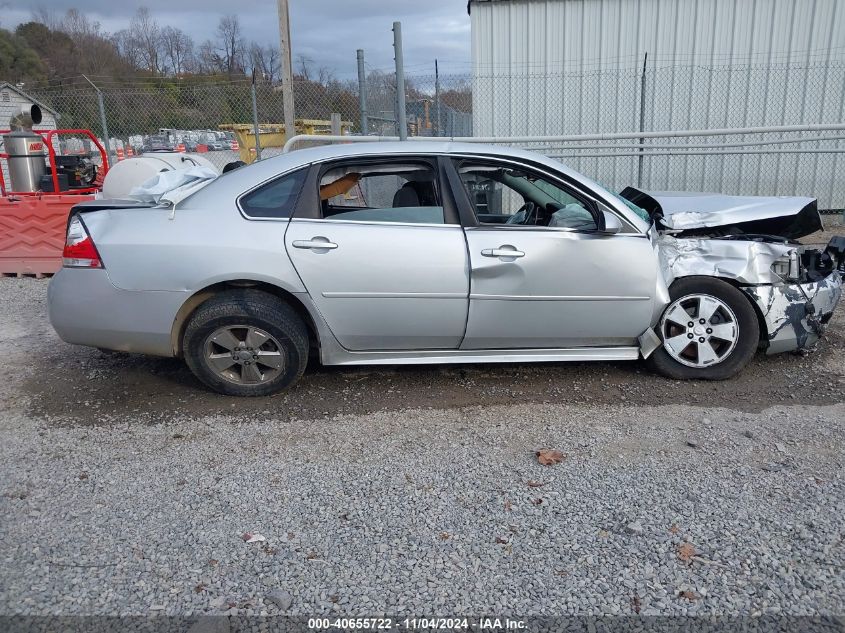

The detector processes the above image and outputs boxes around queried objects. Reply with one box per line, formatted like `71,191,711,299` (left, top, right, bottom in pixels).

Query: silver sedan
48,142,843,396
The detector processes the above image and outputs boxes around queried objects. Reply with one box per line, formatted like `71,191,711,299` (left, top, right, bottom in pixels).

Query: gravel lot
1,221,844,618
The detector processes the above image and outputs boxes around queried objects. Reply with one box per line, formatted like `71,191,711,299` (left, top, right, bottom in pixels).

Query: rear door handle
481,246,525,258
292,238,338,250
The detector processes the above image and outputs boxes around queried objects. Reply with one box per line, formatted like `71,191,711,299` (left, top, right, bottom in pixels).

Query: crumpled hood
621,187,823,239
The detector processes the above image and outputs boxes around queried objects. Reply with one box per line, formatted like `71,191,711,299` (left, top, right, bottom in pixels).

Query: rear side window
239,168,307,219
318,161,445,224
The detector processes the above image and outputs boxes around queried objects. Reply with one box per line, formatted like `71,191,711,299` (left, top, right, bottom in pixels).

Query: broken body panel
621,187,823,239
628,187,843,356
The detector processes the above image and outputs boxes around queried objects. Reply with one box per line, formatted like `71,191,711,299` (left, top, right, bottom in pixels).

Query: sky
1,0,472,78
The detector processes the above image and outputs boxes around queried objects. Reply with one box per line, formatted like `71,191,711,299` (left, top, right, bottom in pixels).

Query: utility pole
357,49,368,135
393,21,407,141
277,0,296,141
434,59,441,136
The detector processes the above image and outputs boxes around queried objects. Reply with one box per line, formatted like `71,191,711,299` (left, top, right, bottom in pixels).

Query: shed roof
468,0,532,14
468,0,615,11
0,82,59,117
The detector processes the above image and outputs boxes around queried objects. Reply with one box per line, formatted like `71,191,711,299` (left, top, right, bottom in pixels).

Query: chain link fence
469,61,845,212
26,77,364,171
24,59,845,211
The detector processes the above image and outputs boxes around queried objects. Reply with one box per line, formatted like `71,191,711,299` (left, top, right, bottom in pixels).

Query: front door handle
292,238,338,250
481,246,525,258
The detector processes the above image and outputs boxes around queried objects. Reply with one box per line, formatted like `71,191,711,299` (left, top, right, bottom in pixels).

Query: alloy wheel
203,325,285,385
659,294,739,368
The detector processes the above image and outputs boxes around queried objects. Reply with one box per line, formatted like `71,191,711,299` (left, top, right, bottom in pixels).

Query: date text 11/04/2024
307,618,526,630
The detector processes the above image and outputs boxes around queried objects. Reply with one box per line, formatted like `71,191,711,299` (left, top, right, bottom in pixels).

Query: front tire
183,290,309,396
647,276,760,380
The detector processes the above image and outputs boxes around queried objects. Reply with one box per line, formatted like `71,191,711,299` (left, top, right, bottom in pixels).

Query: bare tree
249,43,279,82
161,26,193,76
216,15,245,76
113,29,142,69
318,66,334,86
53,9,129,77
30,6,60,30
197,39,225,74
296,54,314,81
61,8,102,40
129,7,162,74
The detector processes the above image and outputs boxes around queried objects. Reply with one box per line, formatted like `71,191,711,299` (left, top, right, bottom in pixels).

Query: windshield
572,175,650,223
602,186,649,222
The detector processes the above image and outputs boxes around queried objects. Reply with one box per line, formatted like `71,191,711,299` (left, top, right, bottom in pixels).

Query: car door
451,157,659,349
284,156,469,351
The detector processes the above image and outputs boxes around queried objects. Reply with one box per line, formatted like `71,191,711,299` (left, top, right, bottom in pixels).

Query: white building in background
0,83,59,132
468,0,845,209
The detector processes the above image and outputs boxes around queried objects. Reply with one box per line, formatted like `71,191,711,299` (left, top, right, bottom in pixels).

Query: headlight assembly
771,249,801,281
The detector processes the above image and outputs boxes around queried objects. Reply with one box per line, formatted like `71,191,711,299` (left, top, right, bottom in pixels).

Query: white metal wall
470,0,845,208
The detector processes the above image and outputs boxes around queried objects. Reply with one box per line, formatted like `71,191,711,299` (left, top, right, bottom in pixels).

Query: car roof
256,140,564,174
183,140,650,232
208,141,591,197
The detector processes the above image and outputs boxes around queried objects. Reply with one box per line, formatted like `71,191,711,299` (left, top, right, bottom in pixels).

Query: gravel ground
1,222,844,618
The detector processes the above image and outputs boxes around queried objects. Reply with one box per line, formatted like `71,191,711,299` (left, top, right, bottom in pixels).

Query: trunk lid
71,199,158,214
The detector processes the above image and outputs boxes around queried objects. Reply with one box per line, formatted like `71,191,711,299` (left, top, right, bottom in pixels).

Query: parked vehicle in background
48,142,843,396
141,135,175,153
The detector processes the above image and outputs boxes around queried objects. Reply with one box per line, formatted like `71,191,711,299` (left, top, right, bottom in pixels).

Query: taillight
63,215,103,268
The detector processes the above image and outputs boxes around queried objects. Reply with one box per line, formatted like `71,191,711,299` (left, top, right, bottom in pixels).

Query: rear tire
647,276,759,380
183,290,309,396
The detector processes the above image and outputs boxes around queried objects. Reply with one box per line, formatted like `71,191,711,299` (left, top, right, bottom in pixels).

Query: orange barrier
0,194,94,276
126,146,135,157
177,143,186,153
116,147,125,161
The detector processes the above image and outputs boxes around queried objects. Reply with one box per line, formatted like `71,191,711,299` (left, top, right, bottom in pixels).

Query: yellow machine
219,119,353,164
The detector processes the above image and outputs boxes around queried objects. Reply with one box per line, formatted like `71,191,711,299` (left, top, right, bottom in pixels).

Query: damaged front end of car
624,188,845,356
657,233,843,355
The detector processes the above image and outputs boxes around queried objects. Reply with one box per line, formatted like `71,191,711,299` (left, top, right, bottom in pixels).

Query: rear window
239,168,307,219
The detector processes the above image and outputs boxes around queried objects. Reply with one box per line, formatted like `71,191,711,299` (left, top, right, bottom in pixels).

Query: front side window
318,161,445,224
458,162,599,231
239,167,307,219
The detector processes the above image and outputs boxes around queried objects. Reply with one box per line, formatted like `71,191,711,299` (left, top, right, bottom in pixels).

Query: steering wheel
505,202,537,225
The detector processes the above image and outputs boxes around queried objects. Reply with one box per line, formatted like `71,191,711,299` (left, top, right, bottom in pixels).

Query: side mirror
600,210,622,234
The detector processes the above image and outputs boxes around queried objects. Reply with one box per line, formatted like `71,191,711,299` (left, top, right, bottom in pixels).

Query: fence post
251,69,262,161
83,74,113,168
277,0,296,141
637,52,648,188
434,59,441,136
330,113,342,136
357,49,368,135
393,21,407,141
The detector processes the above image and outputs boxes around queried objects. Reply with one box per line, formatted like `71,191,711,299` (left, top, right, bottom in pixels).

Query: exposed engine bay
620,187,844,354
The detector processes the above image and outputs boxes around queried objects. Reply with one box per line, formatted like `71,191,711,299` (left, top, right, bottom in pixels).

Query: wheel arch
668,273,768,346
171,280,320,357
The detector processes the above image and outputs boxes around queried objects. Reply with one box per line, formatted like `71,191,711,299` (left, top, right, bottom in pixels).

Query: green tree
0,28,45,84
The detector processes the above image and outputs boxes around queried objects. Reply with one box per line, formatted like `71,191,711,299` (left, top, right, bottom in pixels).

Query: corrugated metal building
469,0,845,208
